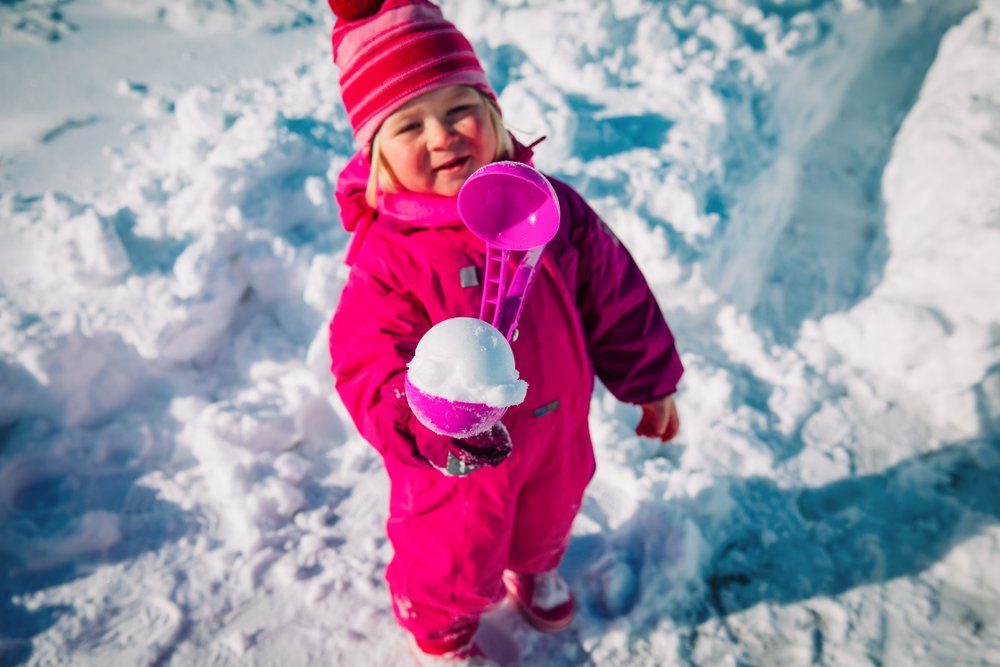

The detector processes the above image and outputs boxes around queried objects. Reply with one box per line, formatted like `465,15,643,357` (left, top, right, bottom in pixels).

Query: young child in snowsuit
325,1,683,664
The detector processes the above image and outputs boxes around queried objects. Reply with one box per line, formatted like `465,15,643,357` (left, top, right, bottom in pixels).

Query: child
325,1,683,664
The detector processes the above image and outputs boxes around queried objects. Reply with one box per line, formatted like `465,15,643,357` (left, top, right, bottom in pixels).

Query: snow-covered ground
2,0,1000,665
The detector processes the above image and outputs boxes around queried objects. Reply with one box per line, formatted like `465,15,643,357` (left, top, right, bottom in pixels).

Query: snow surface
407,317,527,407
2,0,1000,665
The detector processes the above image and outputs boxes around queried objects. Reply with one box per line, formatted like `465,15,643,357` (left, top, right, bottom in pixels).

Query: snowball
407,317,527,407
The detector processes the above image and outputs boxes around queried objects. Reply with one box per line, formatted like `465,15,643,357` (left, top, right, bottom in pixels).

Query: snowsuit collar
335,135,542,265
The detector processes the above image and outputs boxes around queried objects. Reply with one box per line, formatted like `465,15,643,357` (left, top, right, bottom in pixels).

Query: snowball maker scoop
405,162,561,438
459,161,561,341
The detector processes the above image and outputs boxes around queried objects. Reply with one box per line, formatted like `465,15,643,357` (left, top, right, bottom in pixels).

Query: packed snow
2,0,999,666
407,318,527,407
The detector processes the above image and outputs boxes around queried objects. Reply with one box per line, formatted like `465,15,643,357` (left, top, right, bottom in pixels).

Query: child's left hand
636,395,680,442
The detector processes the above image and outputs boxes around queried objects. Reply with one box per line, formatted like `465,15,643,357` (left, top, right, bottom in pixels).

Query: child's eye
395,122,420,135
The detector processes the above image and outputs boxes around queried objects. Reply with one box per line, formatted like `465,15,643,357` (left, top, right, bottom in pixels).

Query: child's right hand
425,423,513,477
636,395,680,442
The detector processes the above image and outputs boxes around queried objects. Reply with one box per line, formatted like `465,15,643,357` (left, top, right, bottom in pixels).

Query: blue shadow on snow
0,362,192,667
554,434,999,667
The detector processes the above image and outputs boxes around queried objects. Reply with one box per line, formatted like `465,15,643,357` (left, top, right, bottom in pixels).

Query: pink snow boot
502,569,575,632
408,636,499,667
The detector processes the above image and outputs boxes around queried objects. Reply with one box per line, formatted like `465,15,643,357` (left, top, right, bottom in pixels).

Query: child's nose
426,118,456,149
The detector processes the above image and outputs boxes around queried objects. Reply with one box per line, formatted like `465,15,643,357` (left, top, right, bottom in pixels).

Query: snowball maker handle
458,162,560,341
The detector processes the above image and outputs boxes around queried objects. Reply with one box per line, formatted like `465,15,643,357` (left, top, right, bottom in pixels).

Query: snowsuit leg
506,417,595,574
383,454,517,648
382,403,593,646
507,479,582,575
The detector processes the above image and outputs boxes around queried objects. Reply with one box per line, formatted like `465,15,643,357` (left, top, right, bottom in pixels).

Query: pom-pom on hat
329,0,498,156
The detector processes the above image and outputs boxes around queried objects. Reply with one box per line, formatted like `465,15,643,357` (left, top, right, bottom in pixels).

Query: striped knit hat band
330,0,498,157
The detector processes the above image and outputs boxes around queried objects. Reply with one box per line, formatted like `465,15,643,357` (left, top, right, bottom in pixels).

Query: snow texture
2,0,999,665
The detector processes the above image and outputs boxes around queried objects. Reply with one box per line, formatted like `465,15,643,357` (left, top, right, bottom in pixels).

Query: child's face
377,85,498,198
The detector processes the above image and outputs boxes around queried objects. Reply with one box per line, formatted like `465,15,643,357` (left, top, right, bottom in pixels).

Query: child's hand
437,423,513,477
636,395,680,442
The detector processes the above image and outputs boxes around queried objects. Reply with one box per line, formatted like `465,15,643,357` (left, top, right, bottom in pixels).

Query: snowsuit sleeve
328,252,452,467
563,183,684,404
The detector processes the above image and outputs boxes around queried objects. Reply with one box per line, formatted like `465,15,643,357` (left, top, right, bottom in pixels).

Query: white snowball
407,317,527,407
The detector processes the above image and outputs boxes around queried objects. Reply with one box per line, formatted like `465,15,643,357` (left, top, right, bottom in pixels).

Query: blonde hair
366,89,513,208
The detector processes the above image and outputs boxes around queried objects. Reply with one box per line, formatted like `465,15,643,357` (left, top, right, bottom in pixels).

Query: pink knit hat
328,0,499,156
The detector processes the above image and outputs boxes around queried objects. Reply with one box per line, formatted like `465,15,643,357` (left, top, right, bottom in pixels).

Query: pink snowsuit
328,144,683,649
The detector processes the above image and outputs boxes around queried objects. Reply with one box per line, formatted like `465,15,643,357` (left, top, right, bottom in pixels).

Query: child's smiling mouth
433,156,470,172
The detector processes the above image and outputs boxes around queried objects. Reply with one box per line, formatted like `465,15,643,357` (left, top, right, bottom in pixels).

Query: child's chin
432,178,467,198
